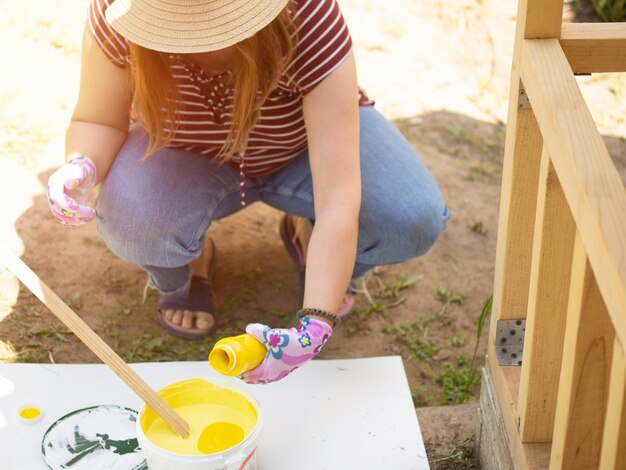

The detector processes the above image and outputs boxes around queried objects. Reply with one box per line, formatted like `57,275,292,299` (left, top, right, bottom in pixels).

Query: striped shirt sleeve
88,0,130,68
288,0,353,94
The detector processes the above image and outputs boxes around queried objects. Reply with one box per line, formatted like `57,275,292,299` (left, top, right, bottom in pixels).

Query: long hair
128,7,296,160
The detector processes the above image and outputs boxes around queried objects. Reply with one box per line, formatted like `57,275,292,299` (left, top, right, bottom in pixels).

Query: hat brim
105,0,290,53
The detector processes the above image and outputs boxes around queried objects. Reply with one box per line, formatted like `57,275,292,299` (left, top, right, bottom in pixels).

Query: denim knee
358,201,449,266
95,180,198,269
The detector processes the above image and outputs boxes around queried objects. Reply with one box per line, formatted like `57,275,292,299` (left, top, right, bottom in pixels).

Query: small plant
435,286,465,317
384,322,439,360
411,386,429,407
125,334,170,362
108,273,130,292
384,274,422,299
439,294,492,404
344,303,386,337
589,0,626,21
65,292,82,310
439,355,477,405
451,333,468,348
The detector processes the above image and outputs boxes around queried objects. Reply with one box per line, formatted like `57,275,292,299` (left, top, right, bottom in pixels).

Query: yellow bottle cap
18,404,43,424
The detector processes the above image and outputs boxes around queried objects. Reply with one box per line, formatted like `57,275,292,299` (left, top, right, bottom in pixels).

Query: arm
242,52,359,384
66,24,132,183
302,50,361,322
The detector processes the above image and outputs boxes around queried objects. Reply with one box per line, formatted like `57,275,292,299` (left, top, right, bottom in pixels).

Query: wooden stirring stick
0,242,190,438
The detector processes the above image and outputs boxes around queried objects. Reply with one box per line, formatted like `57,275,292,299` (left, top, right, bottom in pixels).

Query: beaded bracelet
296,308,343,325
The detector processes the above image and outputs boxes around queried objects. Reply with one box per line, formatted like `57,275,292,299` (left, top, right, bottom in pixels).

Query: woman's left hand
242,317,333,384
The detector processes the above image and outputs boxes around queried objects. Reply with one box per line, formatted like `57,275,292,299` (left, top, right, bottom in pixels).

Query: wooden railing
479,1,626,468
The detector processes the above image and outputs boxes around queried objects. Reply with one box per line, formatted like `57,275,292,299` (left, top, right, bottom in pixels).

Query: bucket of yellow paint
136,378,262,470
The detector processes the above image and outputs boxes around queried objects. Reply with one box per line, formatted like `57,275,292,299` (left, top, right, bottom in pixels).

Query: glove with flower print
242,317,333,384
47,156,97,227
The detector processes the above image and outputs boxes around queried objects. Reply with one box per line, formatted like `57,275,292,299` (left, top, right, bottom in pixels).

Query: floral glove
242,317,333,384
47,156,97,227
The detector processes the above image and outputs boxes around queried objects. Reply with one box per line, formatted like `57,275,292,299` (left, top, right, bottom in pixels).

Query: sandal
279,214,308,304
156,239,218,339
279,214,355,320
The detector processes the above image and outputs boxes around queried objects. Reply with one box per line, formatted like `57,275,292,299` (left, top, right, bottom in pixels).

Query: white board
0,357,429,469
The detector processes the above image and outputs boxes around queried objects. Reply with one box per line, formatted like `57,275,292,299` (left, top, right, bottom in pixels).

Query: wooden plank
560,22,626,73
517,148,575,442
522,0,563,39
520,38,626,347
599,337,626,469
490,0,562,334
550,233,614,469
484,340,552,469
491,100,542,332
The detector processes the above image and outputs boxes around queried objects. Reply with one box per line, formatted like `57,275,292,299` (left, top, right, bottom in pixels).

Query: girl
47,0,449,383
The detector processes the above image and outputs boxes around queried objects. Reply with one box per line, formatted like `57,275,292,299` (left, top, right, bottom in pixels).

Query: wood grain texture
520,38,626,347
518,149,575,442
599,337,626,469
560,23,626,73
491,86,542,332
522,0,564,39
0,242,190,438
550,234,613,469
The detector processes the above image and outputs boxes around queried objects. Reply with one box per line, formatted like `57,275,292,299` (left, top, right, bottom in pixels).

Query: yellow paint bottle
209,334,266,376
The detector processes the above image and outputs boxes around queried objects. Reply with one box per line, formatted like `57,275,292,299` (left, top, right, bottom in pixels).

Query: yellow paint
141,378,258,456
209,334,266,376
19,407,41,419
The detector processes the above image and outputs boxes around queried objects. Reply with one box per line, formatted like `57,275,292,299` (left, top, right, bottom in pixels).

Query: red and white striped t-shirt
89,0,371,178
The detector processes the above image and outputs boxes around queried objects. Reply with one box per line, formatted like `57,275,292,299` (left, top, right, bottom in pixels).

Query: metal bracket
518,82,531,110
495,319,526,366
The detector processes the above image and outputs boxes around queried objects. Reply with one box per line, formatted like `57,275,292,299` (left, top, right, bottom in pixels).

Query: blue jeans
95,106,450,294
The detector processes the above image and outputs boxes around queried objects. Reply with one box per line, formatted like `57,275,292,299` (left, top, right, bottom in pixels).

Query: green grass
383,322,439,361
439,354,478,405
589,0,626,21
384,274,423,299
440,294,493,405
64,293,82,310
411,386,432,407
344,303,386,337
383,290,492,406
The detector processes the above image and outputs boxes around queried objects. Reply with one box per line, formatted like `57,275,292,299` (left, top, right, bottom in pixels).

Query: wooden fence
477,1,626,468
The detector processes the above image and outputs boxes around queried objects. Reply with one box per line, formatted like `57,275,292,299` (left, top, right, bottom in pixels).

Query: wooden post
479,1,626,468
520,39,626,347
599,337,626,469
491,0,566,331
523,0,563,39
517,148,575,442
550,233,614,469
481,2,568,468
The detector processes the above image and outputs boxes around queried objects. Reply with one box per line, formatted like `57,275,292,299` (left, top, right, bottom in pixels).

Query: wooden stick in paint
0,242,190,438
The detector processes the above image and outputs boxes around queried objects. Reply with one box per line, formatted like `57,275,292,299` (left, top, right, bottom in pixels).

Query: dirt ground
1,0,625,467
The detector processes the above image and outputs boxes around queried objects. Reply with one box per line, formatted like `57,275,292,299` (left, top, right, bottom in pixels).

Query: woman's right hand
47,156,98,227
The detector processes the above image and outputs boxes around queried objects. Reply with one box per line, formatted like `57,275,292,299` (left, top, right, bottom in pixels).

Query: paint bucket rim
136,377,263,461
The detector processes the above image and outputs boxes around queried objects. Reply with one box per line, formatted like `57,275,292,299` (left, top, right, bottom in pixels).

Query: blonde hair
129,7,296,160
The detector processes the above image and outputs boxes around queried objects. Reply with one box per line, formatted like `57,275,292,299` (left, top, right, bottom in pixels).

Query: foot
162,239,215,334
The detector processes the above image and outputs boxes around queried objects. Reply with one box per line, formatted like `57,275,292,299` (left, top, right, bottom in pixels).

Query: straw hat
105,0,291,53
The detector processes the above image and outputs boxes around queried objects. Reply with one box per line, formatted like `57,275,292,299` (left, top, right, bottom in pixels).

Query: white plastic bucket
136,378,263,470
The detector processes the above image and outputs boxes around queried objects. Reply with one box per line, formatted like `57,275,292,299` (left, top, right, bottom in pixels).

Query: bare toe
182,310,194,329
196,312,215,331
171,310,183,325
164,309,175,321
